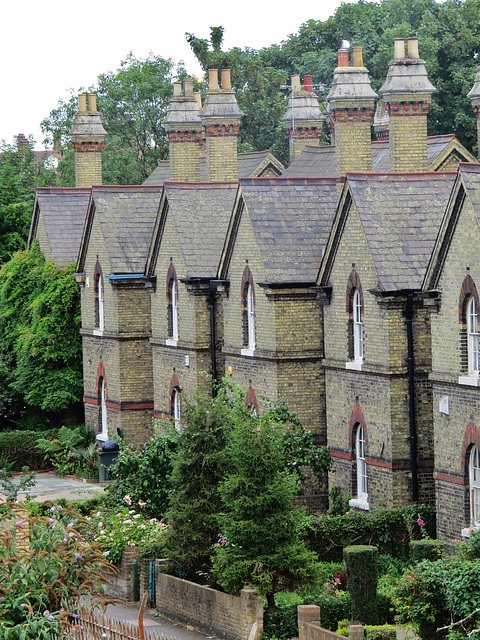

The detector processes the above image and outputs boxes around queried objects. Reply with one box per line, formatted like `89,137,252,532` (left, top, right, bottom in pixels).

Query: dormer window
241,266,255,357
166,263,179,346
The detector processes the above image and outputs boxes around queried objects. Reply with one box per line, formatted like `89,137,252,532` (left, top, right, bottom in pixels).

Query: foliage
0,467,36,501
364,624,397,640
0,503,114,639
0,244,83,425
328,485,351,516
87,505,167,564
26,497,105,519
393,556,480,639
455,527,480,560
35,425,96,477
212,394,324,610
0,428,59,471
105,426,177,519
344,545,379,625
410,539,445,563
303,504,436,562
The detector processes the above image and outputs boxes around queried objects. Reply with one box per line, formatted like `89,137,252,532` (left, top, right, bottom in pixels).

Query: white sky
2,0,356,149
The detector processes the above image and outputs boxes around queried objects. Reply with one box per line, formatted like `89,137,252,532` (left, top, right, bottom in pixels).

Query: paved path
0,471,105,502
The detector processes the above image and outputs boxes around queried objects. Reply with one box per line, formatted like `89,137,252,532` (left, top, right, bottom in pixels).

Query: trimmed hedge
344,545,378,625
410,539,445,563
365,624,397,640
0,429,58,471
305,505,436,562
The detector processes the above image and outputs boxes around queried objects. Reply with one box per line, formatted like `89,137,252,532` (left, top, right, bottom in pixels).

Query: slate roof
78,186,163,274
223,177,338,283
29,188,91,266
150,182,238,278
282,135,462,178
143,150,282,185
346,172,456,291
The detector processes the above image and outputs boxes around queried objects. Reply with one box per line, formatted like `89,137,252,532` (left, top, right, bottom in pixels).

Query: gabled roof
28,188,91,266
145,182,238,279
77,186,163,275
282,135,473,178
219,177,338,284
319,172,456,292
424,163,480,290
143,150,283,185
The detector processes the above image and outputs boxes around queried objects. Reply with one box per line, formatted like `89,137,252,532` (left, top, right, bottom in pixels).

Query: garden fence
71,609,175,640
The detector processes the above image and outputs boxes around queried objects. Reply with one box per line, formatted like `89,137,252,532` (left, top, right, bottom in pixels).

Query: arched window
467,297,479,376
100,377,108,440
170,372,181,431
470,445,480,526
166,263,179,346
348,402,369,511
94,261,104,334
241,266,255,356
355,424,368,501
346,271,364,370
459,275,480,384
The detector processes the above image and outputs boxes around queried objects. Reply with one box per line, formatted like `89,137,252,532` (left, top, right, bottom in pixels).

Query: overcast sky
2,0,357,149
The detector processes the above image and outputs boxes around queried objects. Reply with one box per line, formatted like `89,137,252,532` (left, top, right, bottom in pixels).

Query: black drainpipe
208,282,217,397
404,292,418,503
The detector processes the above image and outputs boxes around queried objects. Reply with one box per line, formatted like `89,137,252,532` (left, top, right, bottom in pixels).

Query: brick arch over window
458,275,480,324
166,263,179,339
348,401,369,449
458,275,480,374
461,422,479,474
346,270,364,315
95,361,108,395
245,385,259,414
241,265,255,349
169,372,180,412
346,270,364,361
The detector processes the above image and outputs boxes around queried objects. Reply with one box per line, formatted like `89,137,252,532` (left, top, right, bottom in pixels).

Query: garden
1,381,480,640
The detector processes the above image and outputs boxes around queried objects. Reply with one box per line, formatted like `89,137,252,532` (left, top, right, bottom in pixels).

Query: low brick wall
104,548,156,603
156,570,263,640
298,606,363,640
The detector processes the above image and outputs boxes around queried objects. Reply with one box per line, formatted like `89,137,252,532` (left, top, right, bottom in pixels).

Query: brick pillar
70,92,107,187
164,78,203,181
468,65,480,161
201,69,243,182
327,46,377,193
12,506,30,554
382,37,435,172
348,625,364,640
241,587,263,640
298,605,321,640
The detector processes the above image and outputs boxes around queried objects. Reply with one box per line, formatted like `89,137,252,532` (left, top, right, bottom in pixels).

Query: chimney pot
407,37,420,60
394,38,405,60
193,91,202,109
221,69,231,90
352,46,364,67
184,78,194,97
304,75,313,92
88,93,98,112
208,69,219,91
78,93,87,113
338,50,349,67
173,82,182,97
291,74,301,92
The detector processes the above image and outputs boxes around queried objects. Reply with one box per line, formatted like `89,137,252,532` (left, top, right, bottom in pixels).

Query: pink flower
417,518,425,527
216,543,221,548
334,577,341,582
124,495,132,506
221,539,227,545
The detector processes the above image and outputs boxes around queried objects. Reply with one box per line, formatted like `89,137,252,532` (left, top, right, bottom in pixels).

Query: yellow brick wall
75,151,103,187
170,140,201,182
206,136,238,181
389,115,428,172
334,120,372,177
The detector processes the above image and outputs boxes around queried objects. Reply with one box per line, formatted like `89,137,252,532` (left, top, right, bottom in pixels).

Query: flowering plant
88,503,167,564
0,502,114,638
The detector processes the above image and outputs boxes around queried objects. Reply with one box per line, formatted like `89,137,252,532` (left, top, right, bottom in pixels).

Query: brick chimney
373,99,389,140
468,66,480,161
282,74,325,162
381,37,435,172
200,69,244,182
17,133,30,152
327,45,377,185
70,93,107,187
164,78,203,181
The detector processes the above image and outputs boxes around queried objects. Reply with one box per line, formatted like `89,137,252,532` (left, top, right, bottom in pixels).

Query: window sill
346,359,363,371
461,525,480,538
93,329,103,337
165,339,178,347
241,348,255,357
349,497,369,511
458,375,478,387
96,433,109,443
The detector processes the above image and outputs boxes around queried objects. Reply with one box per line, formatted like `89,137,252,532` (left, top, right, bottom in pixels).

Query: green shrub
263,603,299,639
305,505,436,562
303,592,352,631
365,624,397,640
0,428,58,471
410,539,445,563
344,545,379,625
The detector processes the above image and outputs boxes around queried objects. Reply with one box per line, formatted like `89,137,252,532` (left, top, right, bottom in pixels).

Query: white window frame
241,282,256,356
459,297,480,385
471,445,480,526
166,279,179,347
346,289,363,370
173,389,181,431
349,424,369,510
98,378,108,441
93,273,104,336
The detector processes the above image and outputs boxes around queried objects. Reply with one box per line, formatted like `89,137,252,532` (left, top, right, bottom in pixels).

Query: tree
212,396,326,610
0,243,83,427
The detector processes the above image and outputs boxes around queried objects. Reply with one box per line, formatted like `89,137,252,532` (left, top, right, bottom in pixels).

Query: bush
344,545,379,624
305,505,436,562
410,539,445,563
0,428,58,471
365,624,397,640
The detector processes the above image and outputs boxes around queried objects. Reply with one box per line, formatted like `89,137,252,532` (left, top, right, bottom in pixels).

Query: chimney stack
468,66,480,161
381,37,435,172
200,69,243,181
164,77,203,181
69,92,107,187
282,74,325,163
373,99,389,141
327,44,377,186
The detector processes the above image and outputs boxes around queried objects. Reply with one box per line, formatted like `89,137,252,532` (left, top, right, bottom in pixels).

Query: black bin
97,439,120,483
